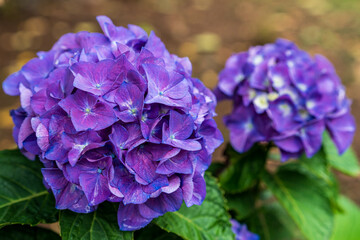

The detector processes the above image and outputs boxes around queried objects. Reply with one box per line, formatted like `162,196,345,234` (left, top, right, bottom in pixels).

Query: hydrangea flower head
215,39,355,161
3,16,223,230
230,220,259,240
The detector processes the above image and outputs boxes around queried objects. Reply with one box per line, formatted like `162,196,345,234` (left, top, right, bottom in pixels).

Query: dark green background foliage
0,150,58,227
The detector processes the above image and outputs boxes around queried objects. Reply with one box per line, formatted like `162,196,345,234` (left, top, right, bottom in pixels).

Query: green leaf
0,149,58,227
283,150,340,210
322,131,360,176
207,162,225,177
59,202,133,240
154,173,234,240
261,167,334,240
0,225,61,240
331,196,360,240
219,144,267,193
226,189,257,220
298,150,333,184
246,202,304,240
135,223,182,240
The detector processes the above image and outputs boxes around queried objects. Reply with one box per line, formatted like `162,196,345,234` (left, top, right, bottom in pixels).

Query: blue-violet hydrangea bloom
230,219,259,240
2,16,223,230
215,39,355,161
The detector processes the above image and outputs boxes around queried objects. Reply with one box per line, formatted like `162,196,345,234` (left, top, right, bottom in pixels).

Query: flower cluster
215,39,355,161
230,220,259,240
3,16,222,230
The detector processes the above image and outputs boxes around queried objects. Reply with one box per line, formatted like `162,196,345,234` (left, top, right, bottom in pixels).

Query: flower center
235,73,244,83
244,121,254,132
299,109,309,120
254,94,269,110
306,100,316,110
130,108,137,115
267,92,279,101
253,55,263,65
279,103,291,116
272,75,284,88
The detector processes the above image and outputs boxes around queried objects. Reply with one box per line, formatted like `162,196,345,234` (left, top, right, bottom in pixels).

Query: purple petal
126,146,158,184
273,135,303,153
114,83,143,122
42,168,94,213
117,203,152,231
71,60,116,96
326,111,355,154
3,72,25,96
156,151,193,174
181,173,206,207
144,31,170,59
59,91,117,131
300,120,325,157
168,110,194,140
21,55,53,81
268,96,300,133
79,172,111,206
140,189,183,218
198,119,223,154
109,165,150,204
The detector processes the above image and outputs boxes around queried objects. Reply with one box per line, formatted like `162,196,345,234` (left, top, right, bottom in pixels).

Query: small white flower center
306,100,316,110
287,60,295,68
253,55,263,65
254,94,269,110
279,103,291,116
248,89,256,100
85,107,92,113
234,73,244,83
299,109,309,120
244,121,254,132
130,108,137,115
272,75,285,88
297,83,307,92
267,92,279,101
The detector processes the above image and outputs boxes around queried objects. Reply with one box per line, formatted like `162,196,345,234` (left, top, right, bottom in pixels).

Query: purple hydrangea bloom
215,39,355,161
230,219,259,240
2,16,223,231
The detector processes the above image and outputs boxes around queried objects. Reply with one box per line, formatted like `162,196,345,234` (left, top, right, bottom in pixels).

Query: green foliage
322,131,360,176
0,149,58,227
154,174,234,240
135,223,182,240
331,196,360,240
246,202,304,240
284,150,340,210
0,225,61,240
59,202,133,240
261,167,334,240
298,149,333,184
219,144,267,193
226,189,257,220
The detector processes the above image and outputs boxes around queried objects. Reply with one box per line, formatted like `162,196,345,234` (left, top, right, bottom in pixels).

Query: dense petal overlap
3,15,223,231
216,39,355,160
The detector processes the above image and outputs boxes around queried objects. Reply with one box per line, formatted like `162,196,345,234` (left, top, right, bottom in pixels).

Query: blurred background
0,0,360,202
